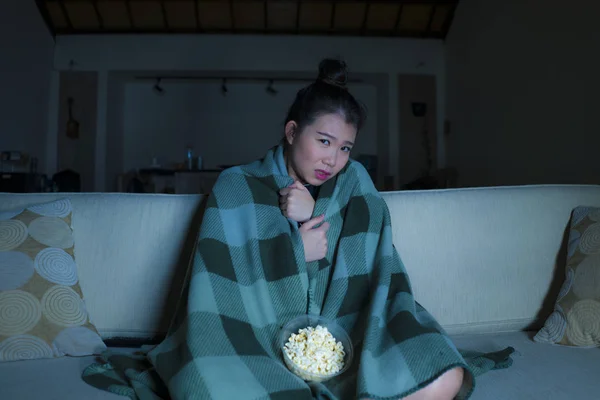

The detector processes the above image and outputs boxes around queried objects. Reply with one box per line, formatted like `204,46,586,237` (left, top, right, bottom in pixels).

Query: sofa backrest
2,184,599,339
0,192,204,340
381,185,600,335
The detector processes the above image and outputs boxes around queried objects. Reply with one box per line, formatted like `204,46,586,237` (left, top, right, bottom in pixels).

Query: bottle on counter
186,147,194,170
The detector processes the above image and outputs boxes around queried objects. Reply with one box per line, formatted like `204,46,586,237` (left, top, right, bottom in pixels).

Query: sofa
0,184,599,400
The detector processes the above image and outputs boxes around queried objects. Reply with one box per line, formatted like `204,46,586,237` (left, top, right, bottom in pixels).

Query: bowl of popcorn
279,315,353,382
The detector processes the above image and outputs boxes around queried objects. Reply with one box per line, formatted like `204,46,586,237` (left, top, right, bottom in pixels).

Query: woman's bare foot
363,367,465,400
403,367,464,400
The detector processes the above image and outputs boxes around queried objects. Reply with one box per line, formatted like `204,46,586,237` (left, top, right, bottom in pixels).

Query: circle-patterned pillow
0,199,105,362
535,205,600,347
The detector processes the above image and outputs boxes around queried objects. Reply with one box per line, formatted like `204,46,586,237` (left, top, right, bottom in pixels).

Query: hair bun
317,58,348,89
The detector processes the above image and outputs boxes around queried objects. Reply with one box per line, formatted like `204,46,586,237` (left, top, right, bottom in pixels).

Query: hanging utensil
66,97,79,139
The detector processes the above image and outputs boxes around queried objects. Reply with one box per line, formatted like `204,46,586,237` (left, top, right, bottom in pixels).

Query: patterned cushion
534,206,600,347
0,198,105,362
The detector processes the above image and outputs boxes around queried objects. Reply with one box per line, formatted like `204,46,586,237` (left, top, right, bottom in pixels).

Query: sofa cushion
0,332,598,400
452,331,600,399
0,199,105,362
534,206,600,347
0,347,136,400
2,186,600,338
0,192,205,341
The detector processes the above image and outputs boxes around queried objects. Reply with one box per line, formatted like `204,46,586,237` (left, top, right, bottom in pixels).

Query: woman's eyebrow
317,131,354,146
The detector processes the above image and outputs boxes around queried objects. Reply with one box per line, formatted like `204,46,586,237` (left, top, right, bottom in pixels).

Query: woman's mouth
315,170,331,181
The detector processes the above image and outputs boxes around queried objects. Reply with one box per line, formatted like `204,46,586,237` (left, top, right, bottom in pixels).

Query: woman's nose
323,152,336,167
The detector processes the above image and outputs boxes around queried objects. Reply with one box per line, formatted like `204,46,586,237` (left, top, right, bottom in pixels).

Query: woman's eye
320,139,330,145
342,146,351,153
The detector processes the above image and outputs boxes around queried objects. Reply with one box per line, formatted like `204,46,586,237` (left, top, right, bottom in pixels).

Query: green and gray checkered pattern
83,143,514,399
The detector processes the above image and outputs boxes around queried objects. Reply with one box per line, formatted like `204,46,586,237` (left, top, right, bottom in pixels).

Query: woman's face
285,113,357,186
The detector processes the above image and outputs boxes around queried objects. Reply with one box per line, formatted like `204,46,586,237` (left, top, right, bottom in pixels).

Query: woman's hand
299,215,329,262
279,181,316,223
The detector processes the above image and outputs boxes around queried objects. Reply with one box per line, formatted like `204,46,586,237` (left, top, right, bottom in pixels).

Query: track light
221,78,228,96
153,78,165,95
266,79,278,95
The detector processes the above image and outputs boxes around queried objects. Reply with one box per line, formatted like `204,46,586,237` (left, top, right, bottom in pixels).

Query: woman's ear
284,121,297,145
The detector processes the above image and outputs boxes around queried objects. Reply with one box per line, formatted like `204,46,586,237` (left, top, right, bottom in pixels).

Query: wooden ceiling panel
232,1,264,30
38,1,459,38
198,1,231,30
46,1,69,30
63,1,100,30
366,3,401,32
334,2,367,31
299,2,333,31
164,1,197,30
398,4,433,31
96,1,131,29
267,1,297,31
429,4,452,33
129,1,164,29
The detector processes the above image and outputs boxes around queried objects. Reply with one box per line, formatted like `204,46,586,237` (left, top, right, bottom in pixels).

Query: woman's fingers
318,221,330,233
300,214,325,231
291,181,306,191
279,187,295,196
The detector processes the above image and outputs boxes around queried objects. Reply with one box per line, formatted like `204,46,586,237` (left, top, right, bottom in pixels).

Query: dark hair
284,59,367,135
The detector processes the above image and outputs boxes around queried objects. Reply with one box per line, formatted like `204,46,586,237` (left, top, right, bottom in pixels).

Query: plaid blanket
83,144,514,399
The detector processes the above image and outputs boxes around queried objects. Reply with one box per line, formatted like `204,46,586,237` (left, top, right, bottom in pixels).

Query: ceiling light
266,79,278,95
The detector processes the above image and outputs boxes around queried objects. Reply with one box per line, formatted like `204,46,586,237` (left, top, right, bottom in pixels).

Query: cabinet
122,169,222,194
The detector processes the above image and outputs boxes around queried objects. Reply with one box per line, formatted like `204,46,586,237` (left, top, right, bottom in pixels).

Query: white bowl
278,314,354,382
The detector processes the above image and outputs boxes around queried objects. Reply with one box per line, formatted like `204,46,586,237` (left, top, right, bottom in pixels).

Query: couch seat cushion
1,332,599,399
0,347,137,400
452,331,600,399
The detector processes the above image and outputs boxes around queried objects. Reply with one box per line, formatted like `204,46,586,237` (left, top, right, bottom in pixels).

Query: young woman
83,59,477,400
277,59,465,400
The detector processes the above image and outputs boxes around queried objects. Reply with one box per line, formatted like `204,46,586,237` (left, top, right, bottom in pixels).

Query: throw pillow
0,198,106,362
534,205,600,347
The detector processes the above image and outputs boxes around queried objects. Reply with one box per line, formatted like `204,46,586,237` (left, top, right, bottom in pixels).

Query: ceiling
37,0,459,39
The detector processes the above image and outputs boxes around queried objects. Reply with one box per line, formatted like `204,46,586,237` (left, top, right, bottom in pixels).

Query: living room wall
122,79,378,173
57,72,98,192
446,0,600,187
0,1,54,173
52,34,446,191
